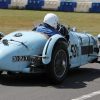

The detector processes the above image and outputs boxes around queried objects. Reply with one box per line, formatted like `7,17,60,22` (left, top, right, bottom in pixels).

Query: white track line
72,90,100,100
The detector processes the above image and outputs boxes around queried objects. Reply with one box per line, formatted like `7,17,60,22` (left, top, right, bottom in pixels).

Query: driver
34,13,60,36
33,13,69,37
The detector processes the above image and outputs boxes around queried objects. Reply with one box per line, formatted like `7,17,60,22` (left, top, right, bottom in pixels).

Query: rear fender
42,34,66,64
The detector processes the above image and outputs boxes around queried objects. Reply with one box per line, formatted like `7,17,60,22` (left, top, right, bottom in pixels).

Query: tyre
47,41,69,84
7,71,16,76
90,58,98,63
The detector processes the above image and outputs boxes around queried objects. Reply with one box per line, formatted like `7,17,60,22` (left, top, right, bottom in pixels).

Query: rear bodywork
0,31,48,73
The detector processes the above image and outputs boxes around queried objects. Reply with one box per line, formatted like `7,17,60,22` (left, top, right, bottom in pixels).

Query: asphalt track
0,58,100,100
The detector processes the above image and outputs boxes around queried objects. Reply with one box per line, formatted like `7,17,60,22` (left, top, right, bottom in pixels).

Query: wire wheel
47,41,69,84
54,49,67,79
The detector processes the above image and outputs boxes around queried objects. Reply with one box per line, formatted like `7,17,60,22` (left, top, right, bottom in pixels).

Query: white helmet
43,13,59,29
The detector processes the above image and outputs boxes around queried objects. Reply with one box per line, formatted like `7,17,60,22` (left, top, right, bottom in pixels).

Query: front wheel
47,41,69,84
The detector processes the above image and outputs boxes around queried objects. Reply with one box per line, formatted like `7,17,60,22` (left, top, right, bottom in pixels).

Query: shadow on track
0,67,100,89
56,67,100,89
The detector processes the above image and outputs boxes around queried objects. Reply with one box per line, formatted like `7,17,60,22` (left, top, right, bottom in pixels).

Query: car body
0,29,99,83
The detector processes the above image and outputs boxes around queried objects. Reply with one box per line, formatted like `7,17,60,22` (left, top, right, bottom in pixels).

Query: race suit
34,23,60,36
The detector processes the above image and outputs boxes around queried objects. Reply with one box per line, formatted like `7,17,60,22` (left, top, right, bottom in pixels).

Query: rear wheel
47,41,69,84
7,71,17,76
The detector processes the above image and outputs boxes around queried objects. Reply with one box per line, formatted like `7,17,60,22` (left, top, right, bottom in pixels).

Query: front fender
42,34,66,64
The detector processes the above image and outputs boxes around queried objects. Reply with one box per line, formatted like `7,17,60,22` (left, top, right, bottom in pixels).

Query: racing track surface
0,58,100,100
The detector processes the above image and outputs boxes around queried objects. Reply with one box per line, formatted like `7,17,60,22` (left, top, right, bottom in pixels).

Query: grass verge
0,9,100,35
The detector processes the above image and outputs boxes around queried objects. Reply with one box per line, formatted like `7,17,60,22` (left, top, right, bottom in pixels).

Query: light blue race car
0,29,99,83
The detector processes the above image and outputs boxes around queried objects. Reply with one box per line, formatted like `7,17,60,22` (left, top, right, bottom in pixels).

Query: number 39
71,44,78,57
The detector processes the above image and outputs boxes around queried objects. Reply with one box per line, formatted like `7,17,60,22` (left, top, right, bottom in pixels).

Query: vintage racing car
0,27,99,83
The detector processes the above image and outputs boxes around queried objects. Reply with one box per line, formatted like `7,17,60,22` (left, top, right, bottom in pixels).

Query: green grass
0,9,100,35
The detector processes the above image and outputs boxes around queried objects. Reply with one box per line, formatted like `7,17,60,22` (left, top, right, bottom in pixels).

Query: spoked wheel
47,41,69,84
54,50,67,79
